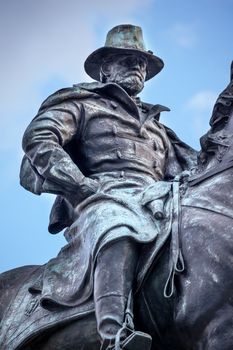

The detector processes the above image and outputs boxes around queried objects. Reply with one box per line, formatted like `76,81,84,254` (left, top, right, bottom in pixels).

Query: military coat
20,82,197,306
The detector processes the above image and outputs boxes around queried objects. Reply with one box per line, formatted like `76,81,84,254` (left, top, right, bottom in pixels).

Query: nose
131,57,141,69
121,55,147,76
132,57,147,72
133,62,141,71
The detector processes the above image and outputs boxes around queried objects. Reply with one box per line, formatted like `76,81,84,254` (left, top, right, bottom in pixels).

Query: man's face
102,54,147,96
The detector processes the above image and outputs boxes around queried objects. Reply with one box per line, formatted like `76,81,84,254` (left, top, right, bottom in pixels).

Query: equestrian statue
0,24,233,350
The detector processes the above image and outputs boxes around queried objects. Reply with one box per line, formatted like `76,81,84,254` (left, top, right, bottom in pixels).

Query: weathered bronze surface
0,25,233,350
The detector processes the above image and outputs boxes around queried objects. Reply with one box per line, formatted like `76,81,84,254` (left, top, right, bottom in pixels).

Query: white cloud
192,114,210,139
183,90,218,142
186,90,218,111
168,22,197,48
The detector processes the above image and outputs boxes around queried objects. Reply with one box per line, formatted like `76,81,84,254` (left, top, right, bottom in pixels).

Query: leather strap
164,179,184,298
188,159,233,187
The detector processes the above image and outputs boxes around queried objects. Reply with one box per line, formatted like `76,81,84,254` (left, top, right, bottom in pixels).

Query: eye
118,55,147,68
122,56,133,66
139,57,147,69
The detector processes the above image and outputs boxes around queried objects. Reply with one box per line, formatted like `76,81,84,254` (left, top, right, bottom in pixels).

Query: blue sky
0,0,232,272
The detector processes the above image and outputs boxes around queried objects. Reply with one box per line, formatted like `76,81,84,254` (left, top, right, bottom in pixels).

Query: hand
42,176,99,206
65,177,99,207
79,177,99,200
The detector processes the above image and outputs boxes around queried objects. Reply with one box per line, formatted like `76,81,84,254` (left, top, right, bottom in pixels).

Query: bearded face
101,54,147,96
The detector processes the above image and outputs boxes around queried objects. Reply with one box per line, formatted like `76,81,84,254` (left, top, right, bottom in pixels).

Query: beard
109,73,145,96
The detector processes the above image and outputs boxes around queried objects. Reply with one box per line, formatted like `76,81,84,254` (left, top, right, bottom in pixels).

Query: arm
22,100,98,203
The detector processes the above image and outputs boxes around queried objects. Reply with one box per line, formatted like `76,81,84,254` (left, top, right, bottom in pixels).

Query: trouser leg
94,238,138,344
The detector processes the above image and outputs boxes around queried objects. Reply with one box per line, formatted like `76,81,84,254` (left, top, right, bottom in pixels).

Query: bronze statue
0,24,233,350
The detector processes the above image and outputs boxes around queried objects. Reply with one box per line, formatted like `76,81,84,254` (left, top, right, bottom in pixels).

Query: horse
1,65,233,350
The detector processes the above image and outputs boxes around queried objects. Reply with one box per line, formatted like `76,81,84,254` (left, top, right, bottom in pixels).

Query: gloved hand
78,176,100,200
42,176,99,206
67,176,100,207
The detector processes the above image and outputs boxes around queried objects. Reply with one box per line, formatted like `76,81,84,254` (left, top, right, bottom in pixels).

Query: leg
94,238,138,344
94,237,152,350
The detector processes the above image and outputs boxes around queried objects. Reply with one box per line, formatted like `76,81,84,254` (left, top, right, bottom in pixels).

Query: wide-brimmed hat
84,24,164,81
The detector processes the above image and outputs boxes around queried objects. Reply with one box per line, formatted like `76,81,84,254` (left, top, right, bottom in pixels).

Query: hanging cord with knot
163,173,186,298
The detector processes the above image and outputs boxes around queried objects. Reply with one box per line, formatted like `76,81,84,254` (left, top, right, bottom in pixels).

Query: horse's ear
231,61,233,82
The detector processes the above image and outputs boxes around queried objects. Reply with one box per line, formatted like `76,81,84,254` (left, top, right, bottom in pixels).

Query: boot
94,238,138,345
94,238,152,350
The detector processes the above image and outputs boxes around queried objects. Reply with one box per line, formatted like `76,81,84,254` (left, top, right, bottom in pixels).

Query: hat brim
84,47,164,82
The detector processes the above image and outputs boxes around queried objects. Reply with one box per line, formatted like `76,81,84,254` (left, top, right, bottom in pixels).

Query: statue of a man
20,24,197,349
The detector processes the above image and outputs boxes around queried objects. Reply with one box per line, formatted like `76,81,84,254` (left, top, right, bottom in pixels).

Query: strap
114,290,135,350
189,159,233,187
124,290,134,331
164,179,184,298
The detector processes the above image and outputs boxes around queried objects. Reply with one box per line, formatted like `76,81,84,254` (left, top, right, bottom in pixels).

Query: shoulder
38,82,103,113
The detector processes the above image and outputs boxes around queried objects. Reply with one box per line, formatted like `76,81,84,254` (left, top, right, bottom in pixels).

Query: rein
188,159,233,187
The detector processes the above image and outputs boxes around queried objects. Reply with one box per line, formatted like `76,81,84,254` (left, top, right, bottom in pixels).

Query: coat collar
76,81,170,121
77,81,140,118
39,81,170,123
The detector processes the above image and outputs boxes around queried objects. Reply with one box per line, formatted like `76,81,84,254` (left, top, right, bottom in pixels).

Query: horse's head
198,62,233,171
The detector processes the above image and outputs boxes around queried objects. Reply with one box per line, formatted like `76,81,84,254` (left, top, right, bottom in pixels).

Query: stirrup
101,338,115,350
101,331,152,350
121,330,152,350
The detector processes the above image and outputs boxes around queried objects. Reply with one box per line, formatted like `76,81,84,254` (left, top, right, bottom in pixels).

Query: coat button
117,150,122,159
110,101,118,109
112,125,118,136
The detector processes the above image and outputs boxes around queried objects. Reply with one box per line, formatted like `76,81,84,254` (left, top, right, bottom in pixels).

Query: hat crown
105,24,146,51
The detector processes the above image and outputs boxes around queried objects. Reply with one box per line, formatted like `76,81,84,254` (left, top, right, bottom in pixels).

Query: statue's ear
101,62,112,75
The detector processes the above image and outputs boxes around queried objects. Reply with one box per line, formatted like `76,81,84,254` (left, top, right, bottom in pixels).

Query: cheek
113,71,129,82
109,65,126,81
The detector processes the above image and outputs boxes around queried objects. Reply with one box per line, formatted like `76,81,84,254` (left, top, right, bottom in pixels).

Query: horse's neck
192,66,233,176
198,109,233,173
221,113,233,162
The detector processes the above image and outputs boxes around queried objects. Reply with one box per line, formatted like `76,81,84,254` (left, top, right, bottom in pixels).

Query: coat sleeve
21,100,85,196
